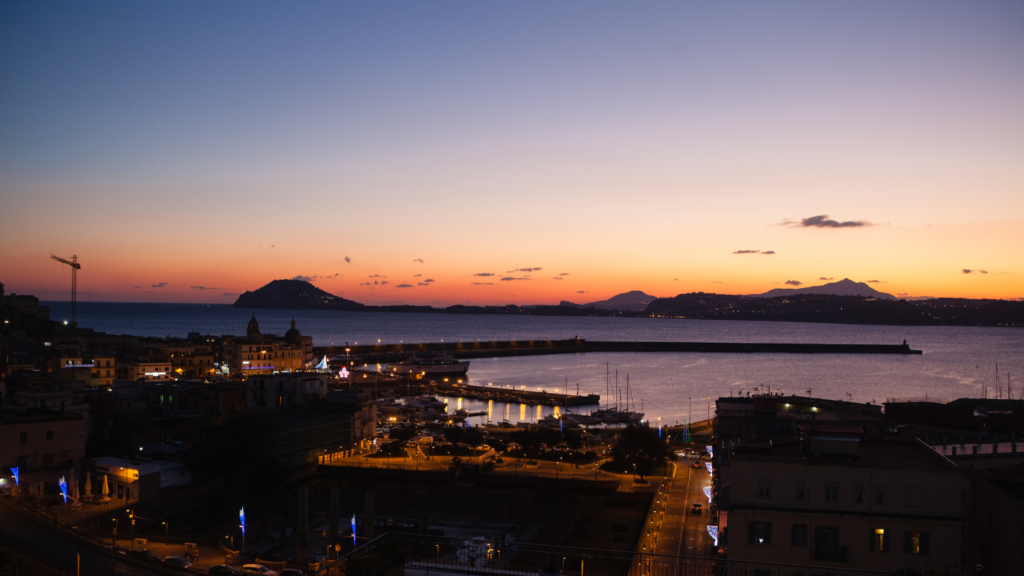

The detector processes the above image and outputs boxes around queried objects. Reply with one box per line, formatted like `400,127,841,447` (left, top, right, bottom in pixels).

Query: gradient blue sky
2,1,1022,304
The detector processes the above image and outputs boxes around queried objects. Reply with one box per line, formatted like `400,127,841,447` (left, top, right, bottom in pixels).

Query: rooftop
730,438,959,471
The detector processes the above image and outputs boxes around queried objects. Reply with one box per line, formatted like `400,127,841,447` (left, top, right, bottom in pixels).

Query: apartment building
720,432,964,573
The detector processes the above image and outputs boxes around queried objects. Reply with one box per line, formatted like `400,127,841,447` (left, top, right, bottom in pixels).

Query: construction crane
50,254,81,327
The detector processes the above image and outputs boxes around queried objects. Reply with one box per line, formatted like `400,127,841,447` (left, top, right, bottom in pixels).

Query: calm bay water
47,302,1024,425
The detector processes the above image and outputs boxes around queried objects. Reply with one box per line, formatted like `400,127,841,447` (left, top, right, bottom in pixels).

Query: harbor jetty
317,338,922,363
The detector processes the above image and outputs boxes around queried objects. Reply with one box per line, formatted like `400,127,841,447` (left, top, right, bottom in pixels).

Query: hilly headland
233,279,1023,327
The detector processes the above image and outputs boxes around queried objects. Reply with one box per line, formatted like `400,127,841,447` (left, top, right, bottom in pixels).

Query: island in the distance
233,279,1023,327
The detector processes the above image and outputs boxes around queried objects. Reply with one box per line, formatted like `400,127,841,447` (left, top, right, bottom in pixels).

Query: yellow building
223,315,313,377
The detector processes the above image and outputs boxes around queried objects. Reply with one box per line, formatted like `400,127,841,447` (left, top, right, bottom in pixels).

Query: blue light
10,467,18,487
703,486,713,503
58,477,68,503
707,526,719,546
351,514,357,546
239,507,246,537
706,445,714,457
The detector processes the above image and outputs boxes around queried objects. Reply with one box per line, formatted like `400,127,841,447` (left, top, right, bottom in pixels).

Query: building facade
720,436,965,573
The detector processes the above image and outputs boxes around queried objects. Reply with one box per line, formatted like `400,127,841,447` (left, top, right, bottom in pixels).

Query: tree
464,426,485,447
610,422,673,479
389,425,418,442
442,425,465,445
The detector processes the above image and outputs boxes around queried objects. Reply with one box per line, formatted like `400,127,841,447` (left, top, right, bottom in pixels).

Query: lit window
871,528,888,552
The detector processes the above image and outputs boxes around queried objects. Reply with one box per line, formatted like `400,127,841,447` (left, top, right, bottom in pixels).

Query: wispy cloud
292,275,316,282
223,292,239,297
501,276,530,281
369,274,385,278
867,280,885,283
133,285,142,288
396,283,413,288
344,256,351,263
819,277,834,281
552,277,563,280
559,272,570,276
414,274,422,277
423,278,434,283
783,214,871,228
191,285,221,290
418,282,430,286
963,269,973,274
471,282,493,286
733,250,760,254
151,282,168,288
980,270,989,274
508,267,542,273
785,280,803,286
474,272,494,277
711,280,722,284
762,250,775,255
577,290,588,294
380,281,389,285
412,258,424,264
360,282,372,286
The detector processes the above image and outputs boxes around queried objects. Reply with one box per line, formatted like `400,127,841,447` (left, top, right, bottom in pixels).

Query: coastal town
3,284,1023,575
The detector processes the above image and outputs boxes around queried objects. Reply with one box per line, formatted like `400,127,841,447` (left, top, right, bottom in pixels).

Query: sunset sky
2,2,1022,306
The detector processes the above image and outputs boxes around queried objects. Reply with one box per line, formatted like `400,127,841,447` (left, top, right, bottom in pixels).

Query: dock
317,338,922,363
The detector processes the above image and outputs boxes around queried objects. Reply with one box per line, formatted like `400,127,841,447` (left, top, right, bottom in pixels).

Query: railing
318,533,898,576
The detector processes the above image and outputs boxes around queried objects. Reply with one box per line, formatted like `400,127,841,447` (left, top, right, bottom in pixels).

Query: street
633,458,714,568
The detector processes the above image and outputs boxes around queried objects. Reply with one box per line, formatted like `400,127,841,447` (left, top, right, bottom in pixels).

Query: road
0,498,167,575
634,458,714,568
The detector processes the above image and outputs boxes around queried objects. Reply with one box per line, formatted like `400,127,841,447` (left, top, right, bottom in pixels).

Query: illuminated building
223,316,313,376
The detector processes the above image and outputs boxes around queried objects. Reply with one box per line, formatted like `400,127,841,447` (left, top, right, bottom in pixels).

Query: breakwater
316,338,922,362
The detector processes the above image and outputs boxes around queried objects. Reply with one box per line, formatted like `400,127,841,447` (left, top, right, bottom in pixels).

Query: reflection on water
457,397,463,411
437,396,600,427
553,406,561,417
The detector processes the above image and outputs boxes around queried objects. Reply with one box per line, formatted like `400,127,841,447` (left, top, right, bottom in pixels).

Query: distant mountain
585,290,658,311
751,279,896,300
233,280,367,311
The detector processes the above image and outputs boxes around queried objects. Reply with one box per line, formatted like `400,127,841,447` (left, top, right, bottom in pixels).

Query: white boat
389,354,470,376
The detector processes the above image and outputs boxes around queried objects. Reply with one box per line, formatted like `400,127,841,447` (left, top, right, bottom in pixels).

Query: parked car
691,503,703,514
691,461,701,468
210,566,242,575
241,565,279,576
162,556,192,571
126,549,160,563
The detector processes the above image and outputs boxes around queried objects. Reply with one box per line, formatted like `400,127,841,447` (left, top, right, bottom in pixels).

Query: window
903,531,930,555
796,480,806,501
748,521,773,545
906,486,922,508
855,484,864,504
875,485,886,505
871,528,889,552
46,430,54,441
814,526,842,561
758,480,772,500
825,483,839,503
791,523,808,547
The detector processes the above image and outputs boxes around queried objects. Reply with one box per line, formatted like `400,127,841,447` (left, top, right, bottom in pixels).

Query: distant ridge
585,290,657,311
751,278,896,300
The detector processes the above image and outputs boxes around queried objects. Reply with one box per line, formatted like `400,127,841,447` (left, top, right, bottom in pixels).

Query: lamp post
163,521,168,544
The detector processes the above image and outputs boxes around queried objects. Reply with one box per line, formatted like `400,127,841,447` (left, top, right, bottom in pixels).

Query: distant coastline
229,280,1024,328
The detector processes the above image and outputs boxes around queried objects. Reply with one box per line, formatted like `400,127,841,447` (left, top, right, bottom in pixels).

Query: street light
163,521,169,544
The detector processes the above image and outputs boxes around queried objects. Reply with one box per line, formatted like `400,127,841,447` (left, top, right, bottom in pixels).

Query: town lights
58,477,68,503
706,445,713,457
703,486,713,503
707,526,719,546
351,514,357,546
239,507,245,537
705,462,713,476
